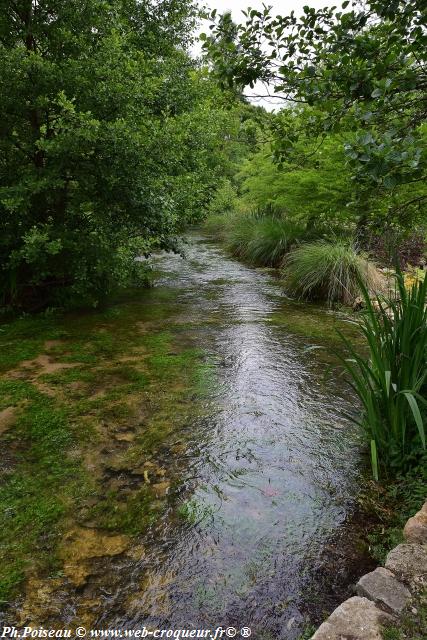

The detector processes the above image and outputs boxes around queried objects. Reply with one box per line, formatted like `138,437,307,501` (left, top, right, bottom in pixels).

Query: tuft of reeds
283,240,383,305
224,215,302,267
338,271,427,479
203,213,230,240
245,218,302,267
225,215,257,260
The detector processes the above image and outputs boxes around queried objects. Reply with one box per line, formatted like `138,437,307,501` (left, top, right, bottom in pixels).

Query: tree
237,126,356,229
0,0,233,308
203,1,427,231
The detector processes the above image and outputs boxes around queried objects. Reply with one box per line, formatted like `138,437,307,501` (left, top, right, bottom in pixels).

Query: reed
338,272,427,478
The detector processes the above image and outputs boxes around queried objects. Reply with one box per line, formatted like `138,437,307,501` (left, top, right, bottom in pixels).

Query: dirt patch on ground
43,340,64,350
20,354,80,376
0,406,17,435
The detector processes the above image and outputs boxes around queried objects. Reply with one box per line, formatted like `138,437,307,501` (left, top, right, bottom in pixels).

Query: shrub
204,213,230,240
283,240,383,305
225,215,257,260
338,272,427,479
245,217,302,267
222,214,303,266
206,179,238,218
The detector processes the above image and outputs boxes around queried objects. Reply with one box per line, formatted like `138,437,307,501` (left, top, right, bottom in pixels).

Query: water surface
97,236,364,637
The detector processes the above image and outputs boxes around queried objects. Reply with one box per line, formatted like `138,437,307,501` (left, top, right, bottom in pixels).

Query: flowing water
4,234,370,638
94,235,366,637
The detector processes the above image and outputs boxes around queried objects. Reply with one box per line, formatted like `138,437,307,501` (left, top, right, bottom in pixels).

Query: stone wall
309,500,427,640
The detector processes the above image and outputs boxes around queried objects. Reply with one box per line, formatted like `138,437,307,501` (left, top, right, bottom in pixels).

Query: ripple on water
98,235,363,638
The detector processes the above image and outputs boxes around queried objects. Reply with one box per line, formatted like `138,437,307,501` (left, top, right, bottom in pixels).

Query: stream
4,234,371,638
94,235,367,637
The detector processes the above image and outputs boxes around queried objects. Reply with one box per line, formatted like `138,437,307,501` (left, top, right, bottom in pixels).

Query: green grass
88,485,162,535
223,214,303,267
0,378,40,410
0,398,90,601
283,239,383,305
297,625,317,640
366,454,427,563
0,292,214,603
382,589,427,639
225,215,257,260
204,209,310,267
0,315,67,373
338,272,427,478
245,217,303,267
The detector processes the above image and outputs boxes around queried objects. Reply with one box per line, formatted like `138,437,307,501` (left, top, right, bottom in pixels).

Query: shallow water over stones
97,236,366,636
3,235,370,638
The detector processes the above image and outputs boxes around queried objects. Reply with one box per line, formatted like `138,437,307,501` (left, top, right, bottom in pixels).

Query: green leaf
371,440,379,481
385,371,391,398
403,392,426,448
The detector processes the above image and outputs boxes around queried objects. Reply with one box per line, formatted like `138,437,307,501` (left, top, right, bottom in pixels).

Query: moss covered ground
0,292,212,607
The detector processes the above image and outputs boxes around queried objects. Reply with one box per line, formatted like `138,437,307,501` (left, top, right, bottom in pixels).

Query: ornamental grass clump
226,215,302,266
245,217,302,267
283,240,383,305
225,215,257,260
338,272,427,479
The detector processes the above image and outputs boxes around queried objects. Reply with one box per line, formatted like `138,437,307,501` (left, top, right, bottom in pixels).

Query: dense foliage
0,0,243,309
203,0,427,236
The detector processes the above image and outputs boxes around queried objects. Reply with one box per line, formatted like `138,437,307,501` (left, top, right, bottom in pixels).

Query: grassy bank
204,211,387,307
0,293,211,606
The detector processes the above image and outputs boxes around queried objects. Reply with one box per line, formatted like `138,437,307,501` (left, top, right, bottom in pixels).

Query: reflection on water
95,236,363,638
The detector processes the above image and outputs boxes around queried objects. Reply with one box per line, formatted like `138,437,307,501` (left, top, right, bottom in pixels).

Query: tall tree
0,0,229,308
203,1,427,231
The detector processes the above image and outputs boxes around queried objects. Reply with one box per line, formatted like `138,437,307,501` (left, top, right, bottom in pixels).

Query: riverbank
308,500,427,640
0,236,423,638
201,232,427,638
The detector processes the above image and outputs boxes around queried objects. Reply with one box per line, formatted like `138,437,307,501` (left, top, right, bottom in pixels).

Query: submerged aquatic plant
283,239,383,305
338,271,427,479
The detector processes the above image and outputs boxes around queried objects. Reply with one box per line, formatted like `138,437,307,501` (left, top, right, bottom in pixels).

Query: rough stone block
404,503,427,544
310,596,392,640
385,543,427,584
356,567,411,614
